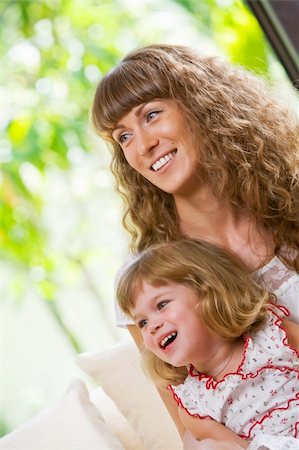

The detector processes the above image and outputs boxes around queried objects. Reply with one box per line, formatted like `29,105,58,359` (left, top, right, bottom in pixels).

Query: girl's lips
159,331,178,349
161,336,177,354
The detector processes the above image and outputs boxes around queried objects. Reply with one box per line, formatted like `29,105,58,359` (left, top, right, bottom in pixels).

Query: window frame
245,0,299,90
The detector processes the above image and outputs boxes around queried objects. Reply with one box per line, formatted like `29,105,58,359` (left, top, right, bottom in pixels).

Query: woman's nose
136,129,159,155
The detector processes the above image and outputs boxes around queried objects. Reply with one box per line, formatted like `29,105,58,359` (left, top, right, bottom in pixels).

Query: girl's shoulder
241,304,299,373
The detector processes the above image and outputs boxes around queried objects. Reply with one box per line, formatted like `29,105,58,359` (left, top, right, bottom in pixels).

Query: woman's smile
112,99,199,196
151,150,177,172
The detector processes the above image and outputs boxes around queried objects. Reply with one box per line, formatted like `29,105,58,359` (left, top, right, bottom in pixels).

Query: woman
92,44,299,449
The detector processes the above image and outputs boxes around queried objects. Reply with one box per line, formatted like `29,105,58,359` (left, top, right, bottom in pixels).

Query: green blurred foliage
0,418,10,440
175,0,269,73
0,0,273,351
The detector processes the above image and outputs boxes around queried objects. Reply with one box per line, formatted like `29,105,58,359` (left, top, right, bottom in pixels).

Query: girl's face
112,99,200,197
132,280,220,370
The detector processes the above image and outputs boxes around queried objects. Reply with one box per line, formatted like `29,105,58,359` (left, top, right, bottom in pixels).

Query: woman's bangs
97,61,170,134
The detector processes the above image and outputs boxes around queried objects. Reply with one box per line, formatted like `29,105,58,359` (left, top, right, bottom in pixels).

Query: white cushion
76,339,182,450
90,386,146,450
0,379,124,450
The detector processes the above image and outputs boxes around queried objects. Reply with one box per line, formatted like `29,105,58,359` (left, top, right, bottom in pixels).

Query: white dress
170,304,299,442
114,255,299,449
114,255,299,326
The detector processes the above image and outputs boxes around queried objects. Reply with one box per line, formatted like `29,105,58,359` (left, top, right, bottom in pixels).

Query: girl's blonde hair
116,239,270,387
92,44,299,270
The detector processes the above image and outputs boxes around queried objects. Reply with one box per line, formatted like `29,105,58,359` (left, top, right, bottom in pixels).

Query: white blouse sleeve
253,256,299,324
114,302,134,328
275,277,299,324
114,254,136,328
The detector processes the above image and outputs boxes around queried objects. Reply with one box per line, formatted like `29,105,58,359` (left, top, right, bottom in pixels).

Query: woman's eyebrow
112,101,155,133
133,102,147,117
112,123,125,133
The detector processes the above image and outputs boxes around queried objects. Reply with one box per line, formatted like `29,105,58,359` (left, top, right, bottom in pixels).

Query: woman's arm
282,318,299,353
179,408,248,449
127,324,186,438
183,434,245,450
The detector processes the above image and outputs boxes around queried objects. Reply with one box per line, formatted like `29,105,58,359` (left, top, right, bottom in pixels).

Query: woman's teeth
151,151,176,172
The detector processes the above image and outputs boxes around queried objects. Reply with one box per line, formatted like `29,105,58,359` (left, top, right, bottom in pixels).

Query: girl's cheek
144,335,155,351
143,334,150,348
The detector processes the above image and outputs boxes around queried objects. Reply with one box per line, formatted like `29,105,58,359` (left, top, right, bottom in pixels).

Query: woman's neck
174,186,275,271
175,187,231,237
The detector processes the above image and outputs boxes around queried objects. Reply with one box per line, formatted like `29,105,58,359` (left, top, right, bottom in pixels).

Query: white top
170,304,299,441
253,256,299,323
114,255,299,326
114,254,138,327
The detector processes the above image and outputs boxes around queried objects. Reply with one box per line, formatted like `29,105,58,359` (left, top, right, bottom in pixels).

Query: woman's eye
146,110,161,122
138,319,147,329
118,133,130,144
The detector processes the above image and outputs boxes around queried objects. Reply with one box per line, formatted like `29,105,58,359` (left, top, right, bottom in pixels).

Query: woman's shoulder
253,255,298,290
253,256,299,324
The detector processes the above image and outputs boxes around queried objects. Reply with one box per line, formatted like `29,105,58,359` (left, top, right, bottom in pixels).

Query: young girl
116,239,299,449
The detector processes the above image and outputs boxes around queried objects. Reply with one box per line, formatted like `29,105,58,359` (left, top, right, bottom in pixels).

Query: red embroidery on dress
239,393,299,439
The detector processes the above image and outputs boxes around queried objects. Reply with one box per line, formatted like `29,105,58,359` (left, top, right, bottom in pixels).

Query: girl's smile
132,280,226,372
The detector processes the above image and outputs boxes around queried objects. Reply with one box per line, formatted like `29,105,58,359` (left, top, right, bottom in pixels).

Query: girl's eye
138,319,147,329
146,110,161,122
157,300,169,310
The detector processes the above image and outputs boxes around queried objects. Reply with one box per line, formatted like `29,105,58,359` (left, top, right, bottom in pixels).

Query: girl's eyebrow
132,312,140,322
132,308,146,322
132,291,165,321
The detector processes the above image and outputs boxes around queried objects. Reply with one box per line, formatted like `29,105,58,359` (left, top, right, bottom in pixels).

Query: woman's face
112,99,199,196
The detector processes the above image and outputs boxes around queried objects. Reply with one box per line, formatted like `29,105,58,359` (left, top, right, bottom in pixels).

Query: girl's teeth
160,332,177,348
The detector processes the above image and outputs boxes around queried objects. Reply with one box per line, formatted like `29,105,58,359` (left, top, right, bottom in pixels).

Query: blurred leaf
173,0,269,74
211,0,269,74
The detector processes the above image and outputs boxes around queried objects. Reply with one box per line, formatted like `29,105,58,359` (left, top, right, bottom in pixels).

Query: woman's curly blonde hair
92,44,299,269
116,238,271,388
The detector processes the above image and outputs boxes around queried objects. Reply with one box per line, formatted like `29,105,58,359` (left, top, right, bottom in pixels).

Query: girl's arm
179,407,248,449
127,324,186,438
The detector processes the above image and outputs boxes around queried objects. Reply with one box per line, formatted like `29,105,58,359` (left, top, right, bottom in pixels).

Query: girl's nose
150,320,163,335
